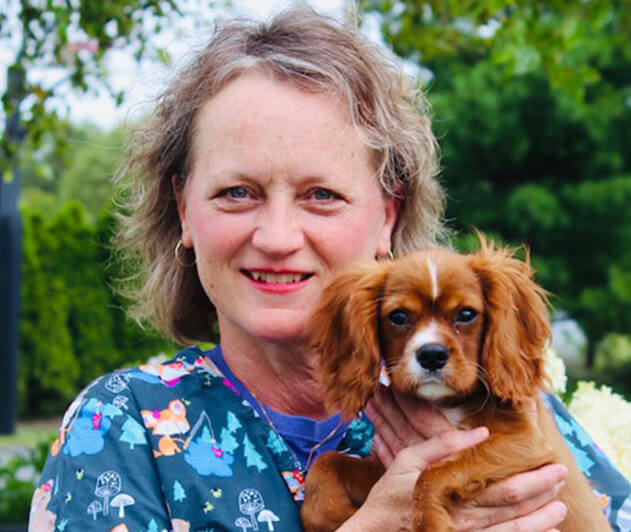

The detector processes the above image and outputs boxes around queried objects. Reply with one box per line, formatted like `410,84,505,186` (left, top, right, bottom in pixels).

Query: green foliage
1,0,179,181
361,0,631,103
19,201,174,418
595,334,631,373
0,437,53,524
18,122,124,221
19,209,78,416
591,334,631,398
361,2,631,366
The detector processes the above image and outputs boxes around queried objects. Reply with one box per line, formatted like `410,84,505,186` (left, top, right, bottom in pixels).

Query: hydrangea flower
544,347,568,394
568,382,631,481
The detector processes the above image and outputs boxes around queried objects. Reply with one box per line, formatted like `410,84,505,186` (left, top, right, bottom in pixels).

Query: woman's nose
251,204,304,256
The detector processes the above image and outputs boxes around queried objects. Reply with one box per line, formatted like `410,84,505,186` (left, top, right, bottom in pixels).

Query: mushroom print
257,509,280,531
110,493,135,518
86,500,103,520
238,489,264,530
94,470,121,516
234,517,252,532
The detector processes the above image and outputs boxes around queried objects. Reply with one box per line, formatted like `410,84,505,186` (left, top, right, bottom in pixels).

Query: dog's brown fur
301,238,610,531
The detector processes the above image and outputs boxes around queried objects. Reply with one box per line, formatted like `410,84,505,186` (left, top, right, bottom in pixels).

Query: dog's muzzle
416,343,449,372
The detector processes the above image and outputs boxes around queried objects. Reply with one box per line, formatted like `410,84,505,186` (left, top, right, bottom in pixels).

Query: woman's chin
254,324,311,346
221,312,312,347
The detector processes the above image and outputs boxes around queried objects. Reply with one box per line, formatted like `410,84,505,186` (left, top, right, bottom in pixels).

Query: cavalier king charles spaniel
301,237,610,531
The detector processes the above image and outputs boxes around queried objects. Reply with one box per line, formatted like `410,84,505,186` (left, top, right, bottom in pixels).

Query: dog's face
310,238,551,418
378,249,486,402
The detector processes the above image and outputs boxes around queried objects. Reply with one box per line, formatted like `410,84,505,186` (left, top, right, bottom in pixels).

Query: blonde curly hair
116,5,446,344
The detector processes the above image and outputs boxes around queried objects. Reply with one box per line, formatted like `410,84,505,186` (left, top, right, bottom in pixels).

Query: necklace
249,390,344,472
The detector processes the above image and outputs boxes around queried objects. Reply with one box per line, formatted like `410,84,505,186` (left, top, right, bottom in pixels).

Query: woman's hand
360,386,568,532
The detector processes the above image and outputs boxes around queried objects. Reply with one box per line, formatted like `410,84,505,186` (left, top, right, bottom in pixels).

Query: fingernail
555,501,568,520
365,402,376,419
554,464,568,481
468,426,489,442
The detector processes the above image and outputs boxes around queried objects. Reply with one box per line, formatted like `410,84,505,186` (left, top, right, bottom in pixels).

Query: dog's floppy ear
468,236,551,406
309,262,391,419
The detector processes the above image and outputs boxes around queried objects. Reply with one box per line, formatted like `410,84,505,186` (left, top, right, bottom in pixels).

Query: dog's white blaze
405,321,441,381
427,258,439,300
410,321,439,348
405,322,439,375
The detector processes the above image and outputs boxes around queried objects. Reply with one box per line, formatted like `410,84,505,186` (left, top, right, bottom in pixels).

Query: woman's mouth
241,270,313,284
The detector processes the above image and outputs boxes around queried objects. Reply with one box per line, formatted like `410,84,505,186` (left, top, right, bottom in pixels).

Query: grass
0,419,59,448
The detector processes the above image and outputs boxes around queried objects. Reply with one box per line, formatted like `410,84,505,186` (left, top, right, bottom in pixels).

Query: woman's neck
218,327,330,420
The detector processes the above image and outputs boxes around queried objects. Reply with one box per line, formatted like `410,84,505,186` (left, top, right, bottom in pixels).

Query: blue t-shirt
28,346,631,531
207,345,351,469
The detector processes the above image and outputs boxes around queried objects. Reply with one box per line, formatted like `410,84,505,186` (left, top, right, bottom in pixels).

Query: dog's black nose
416,343,449,371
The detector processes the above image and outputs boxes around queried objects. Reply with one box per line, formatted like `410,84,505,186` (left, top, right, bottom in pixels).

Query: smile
241,270,313,284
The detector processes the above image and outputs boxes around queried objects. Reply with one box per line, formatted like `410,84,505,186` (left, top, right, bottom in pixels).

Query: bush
18,202,174,418
0,439,52,524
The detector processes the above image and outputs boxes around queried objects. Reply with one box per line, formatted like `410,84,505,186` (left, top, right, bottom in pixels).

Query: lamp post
0,65,26,435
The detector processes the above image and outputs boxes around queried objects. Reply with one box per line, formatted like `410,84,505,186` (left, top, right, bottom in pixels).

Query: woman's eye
226,186,249,199
311,188,336,201
455,308,478,324
388,309,409,327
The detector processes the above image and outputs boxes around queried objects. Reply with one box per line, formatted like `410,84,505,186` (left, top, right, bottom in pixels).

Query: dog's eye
456,308,478,323
388,309,409,326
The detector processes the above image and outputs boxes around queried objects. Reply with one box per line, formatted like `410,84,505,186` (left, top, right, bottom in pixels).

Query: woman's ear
468,237,551,406
309,261,391,418
376,195,401,258
172,174,193,247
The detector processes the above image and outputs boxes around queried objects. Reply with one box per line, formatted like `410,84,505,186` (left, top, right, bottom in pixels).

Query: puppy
301,237,611,531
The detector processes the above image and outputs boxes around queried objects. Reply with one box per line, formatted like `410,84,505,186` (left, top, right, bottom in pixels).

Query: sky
0,0,348,130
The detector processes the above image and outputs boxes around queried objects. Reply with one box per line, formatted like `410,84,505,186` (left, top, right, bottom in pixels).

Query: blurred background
1,0,630,523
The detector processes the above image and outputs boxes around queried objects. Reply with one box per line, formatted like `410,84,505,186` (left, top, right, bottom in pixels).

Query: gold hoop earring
175,240,195,267
377,249,394,261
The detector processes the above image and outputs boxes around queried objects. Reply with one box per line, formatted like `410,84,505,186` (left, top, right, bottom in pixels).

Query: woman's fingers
482,501,567,532
474,464,568,507
392,389,454,438
367,387,419,445
371,431,395,467
453,482,565,530
450,464,568,531
366,385,453,453
388,428,490,475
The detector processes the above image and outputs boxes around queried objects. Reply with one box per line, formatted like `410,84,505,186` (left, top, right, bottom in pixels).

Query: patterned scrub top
29,346,631,531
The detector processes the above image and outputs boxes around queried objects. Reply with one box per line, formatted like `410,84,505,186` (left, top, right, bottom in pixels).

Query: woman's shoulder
75,346,224,403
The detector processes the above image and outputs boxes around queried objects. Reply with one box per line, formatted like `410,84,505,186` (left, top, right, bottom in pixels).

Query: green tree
96,204,174,368
220,427,240,454
265,430,287,456
1,0,180,182
19,208,78,416
18,122,124,220
119,415,148,450
57,125,125,217
361,0,631,103
48,202,120,384
362,2,631,367
242,434,267,472
173,480,187,503
227,411,242,433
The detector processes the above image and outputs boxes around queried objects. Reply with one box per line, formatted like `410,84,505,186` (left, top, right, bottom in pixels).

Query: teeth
250,272,306,284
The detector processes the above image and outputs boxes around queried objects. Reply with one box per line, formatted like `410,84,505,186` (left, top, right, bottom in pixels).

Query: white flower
568,382,631,481
544,347,567,394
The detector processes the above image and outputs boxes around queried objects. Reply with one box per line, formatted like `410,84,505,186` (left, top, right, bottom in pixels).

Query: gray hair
116,5,446,344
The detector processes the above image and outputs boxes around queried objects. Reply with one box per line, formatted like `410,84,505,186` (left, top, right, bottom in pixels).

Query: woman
29,6,629,531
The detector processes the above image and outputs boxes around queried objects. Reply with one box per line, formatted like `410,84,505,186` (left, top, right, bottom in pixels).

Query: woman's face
177,71,398,344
